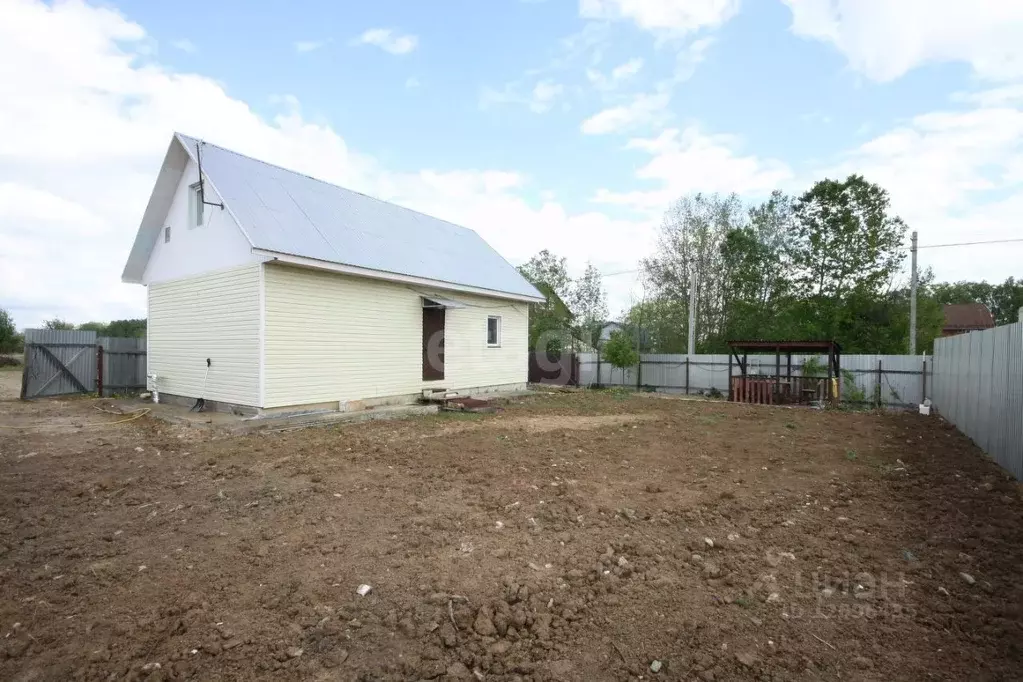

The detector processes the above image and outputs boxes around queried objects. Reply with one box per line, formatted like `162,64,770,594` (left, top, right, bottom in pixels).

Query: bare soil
1,391,1021,681
0,368,21,401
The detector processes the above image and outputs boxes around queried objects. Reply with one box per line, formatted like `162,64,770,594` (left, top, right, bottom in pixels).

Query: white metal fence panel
931,322,1023,479
576,352,930,406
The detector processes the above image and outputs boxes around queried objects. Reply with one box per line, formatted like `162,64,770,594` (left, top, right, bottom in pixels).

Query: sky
2,0,1023,329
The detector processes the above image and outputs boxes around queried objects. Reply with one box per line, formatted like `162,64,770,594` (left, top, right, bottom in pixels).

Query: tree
519,251,574,354
78,321,109,334
789,175,907,341
0,309,18,353
568,263,608,348
105,319,147,338
602,329,638,385
991,277,1023,326
624,297,688,353
790,176,906,299
642,193,746,348
930,277,1022,328
519,250,572,301
43,318,74,330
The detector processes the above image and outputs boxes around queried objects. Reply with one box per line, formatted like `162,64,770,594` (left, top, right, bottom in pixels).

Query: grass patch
846,449,858,461
734,594,754,609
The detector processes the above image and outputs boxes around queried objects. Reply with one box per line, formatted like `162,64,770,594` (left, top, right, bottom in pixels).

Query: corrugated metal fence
931,322,1023,479
98,336,148,396
577,353,930,408
22,329,99,398
21,329,147,398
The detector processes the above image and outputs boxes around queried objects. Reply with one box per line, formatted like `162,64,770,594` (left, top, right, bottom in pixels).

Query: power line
602,268,642,277
918,237,1023,250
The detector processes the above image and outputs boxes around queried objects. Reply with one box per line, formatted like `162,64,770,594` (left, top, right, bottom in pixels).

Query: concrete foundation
157,382,530,420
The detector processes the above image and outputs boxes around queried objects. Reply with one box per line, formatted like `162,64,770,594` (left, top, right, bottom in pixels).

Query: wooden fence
21,329,147,399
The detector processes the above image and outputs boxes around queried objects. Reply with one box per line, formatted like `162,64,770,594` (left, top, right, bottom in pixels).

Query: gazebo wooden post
826,343,834,403
728,352,733,401
775,346,781,402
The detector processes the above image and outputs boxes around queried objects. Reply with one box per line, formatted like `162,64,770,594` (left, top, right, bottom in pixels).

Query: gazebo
727,340,842,405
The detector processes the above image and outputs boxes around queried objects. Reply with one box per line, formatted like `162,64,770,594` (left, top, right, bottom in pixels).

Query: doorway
422,307,445,380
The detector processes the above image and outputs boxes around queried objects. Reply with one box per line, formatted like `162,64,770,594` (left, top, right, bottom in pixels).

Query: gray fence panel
22,329,98,398
573,351,930,406
98,336,148,396
932,322,1023,479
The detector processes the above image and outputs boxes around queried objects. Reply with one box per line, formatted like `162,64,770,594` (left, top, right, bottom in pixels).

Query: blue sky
1,0,1023,327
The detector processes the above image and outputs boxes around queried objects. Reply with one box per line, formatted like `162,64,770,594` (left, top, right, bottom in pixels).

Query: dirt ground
1,390,1021,682
0,368,21,401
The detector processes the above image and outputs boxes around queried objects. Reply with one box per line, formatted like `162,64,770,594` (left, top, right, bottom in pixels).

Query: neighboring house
597,321,623,344
122,133,544,414
941,303,996,337
597,321,649,348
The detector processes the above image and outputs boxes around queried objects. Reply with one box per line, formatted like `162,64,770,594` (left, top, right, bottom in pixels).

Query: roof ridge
174,131,482,239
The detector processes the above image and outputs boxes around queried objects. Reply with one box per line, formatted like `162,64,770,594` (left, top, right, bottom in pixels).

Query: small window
487,316,501,347
164,225,171,243
189,182,204,227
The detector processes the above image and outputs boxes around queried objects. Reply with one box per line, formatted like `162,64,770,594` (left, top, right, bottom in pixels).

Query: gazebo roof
726,340,842,353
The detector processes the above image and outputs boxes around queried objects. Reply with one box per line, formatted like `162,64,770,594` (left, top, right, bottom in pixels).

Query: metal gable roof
173,133,543,301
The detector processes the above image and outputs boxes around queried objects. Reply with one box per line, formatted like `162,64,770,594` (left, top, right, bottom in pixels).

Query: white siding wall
142,158,258,285
148,264,262,406
263,264,528,408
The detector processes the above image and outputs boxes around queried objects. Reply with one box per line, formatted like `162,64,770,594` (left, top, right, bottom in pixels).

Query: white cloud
579,0,740,33
353,28,418,55
0,0,651,326
529,80,564,113
294,39,329,53
825,103,1023,287
587,57,644,90
953,84,1023,107
170,38,196,53
580,38,710,135
593,127,793,211
480,79,565,114
580,91,670,134
783,0,1023,81
611,57,644,80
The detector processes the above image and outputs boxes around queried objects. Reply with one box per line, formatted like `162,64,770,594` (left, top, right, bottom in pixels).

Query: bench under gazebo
727,340,841,405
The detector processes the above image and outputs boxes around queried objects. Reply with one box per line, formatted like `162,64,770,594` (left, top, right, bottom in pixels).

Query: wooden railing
729,375,832,405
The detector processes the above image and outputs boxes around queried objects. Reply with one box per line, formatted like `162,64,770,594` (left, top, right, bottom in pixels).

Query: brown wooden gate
528,352,579,386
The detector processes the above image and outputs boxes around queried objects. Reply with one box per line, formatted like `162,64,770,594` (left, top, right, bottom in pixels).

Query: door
422,307,445,381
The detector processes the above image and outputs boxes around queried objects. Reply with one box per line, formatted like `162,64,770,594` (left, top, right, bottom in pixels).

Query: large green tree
788,175,908,343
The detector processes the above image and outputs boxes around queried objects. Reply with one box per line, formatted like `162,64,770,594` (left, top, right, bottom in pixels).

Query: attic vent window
189,182,204,227
164,226,171,243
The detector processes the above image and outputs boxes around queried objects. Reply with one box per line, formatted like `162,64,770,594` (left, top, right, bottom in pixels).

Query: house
122,133,544,414
941,303,995,337
597,321,623,344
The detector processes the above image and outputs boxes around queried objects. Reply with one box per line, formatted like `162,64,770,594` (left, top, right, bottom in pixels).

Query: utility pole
909,231,918,355
687,268,697,355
